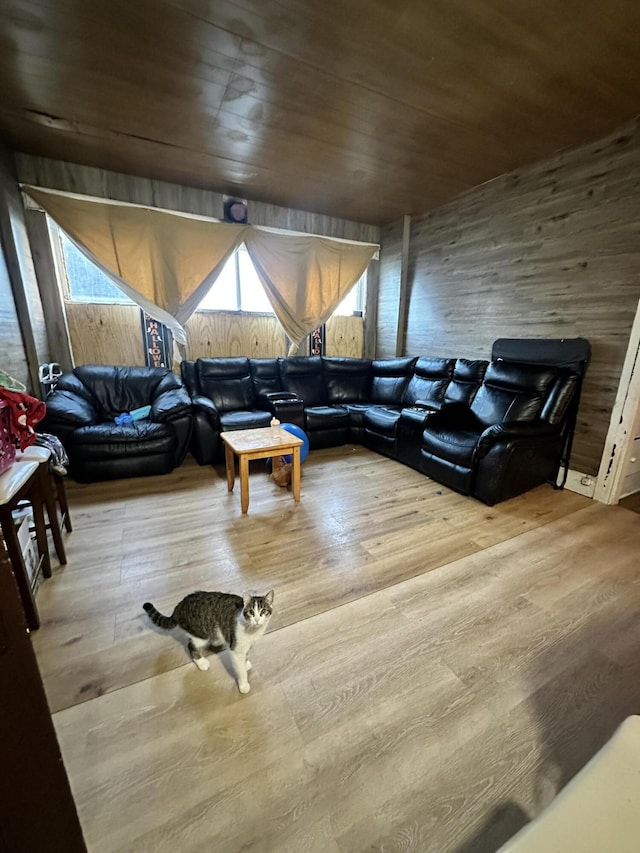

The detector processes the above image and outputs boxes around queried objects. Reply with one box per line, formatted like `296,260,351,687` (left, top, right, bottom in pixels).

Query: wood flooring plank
29,450,640,852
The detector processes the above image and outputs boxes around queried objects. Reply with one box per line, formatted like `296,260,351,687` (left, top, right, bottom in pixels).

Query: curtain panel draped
24,187,247,347
23,187,378,356
244,228,377,354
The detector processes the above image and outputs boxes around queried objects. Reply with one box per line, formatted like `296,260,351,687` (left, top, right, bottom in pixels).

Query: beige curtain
244,228,378,354
24,187,247,347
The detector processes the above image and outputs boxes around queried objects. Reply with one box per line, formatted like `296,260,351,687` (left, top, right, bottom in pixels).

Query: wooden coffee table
220,426,304,513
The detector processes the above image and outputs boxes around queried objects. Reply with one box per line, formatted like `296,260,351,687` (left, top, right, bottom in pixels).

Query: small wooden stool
0,460,51,630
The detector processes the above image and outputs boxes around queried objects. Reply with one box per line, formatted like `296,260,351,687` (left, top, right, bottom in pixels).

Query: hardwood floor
32,448,640,853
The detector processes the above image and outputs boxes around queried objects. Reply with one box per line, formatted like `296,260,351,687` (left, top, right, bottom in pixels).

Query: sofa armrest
411,400,440,413
424,401,478,431
256,391,300,407
190,394,221,428
151,388,192,422
43,391,99,427
477,420,559,458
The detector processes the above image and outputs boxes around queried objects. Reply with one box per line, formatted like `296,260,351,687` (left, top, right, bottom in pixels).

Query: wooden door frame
595,297,640,504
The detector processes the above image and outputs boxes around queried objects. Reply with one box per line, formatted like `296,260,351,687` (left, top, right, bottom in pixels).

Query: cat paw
246,660,252,671
194,657,210,671
238,682,251,694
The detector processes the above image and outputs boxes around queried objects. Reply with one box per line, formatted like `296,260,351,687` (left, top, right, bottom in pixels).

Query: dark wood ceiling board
219,58,525,179
3,117,393,222
183,0,640,135
3,0,640,224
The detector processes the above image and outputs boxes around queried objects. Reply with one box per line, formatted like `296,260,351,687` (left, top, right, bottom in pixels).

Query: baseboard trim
564,469,596,499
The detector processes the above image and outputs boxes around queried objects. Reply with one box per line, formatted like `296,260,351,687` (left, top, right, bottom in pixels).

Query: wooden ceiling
1,0,640,225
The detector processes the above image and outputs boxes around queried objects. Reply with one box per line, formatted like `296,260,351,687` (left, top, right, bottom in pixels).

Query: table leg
30,478,52,579
240,454,250,513
224,443,235,492
292,445,301,503
0,506,40,630
38,464,66,565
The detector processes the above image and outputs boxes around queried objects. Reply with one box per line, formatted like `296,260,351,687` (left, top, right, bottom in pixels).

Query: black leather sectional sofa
181,343,587,505
41,339,588,505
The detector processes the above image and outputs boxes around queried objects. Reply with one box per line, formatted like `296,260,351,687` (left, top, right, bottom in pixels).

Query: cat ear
264,589,275,605
242,591,252,607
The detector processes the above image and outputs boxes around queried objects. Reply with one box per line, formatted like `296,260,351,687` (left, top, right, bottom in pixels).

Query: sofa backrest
73,365,175,417
250,358,281,398
323,357,372,404
180,360,199,397
403,357,454,409
444,359,488,406
195,357,255,412
278,357,327,407
371,357,417,405
470,361,562,427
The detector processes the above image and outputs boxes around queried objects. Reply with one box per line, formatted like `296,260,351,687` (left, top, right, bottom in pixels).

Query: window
198,244,273,313
59,231,135,304
57,227,368,317
199,244,367,316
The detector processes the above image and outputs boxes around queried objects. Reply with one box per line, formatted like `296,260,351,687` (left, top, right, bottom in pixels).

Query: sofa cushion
470,361,559,427
421,426,481,468
323,357,372,404
279,357,326,406
250,358,281,397
304,406,349,432
74,365,171,418
403,357,454,408
371,357,417,405
444,359,488,406
72,421,175,460
363,405,402,438
196,358,255,413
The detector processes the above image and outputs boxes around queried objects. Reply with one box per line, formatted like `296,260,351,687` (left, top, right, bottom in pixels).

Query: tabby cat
143,590,274,694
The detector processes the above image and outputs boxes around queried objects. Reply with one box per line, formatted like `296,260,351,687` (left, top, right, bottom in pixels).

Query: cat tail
143,602,176,630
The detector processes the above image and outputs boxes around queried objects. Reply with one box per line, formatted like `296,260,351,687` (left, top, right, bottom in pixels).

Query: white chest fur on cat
143,589,274,694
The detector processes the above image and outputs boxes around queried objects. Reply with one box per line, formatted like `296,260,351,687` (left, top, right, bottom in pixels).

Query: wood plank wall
376,218,404,359
378,118,640,476
0,145,49,393
15,156,379,244
0,238,29,388
65,303,364,364
16,155,376,363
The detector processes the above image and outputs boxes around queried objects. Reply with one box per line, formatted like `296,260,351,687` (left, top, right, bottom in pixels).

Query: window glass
60,231,135,304
333,271,366,316
198,252,238,311
57,225,368,318
237,245,273,313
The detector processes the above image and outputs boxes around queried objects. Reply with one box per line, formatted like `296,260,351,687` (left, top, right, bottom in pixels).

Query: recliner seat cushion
71,421,175,460
363,405,402,437
304,406,349,432
421,426,481,467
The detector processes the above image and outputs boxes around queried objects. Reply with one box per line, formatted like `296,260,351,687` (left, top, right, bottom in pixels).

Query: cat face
242,590,275,628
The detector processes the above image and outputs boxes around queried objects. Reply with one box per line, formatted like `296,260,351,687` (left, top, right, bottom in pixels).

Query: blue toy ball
280,422,310,463
266,423,310,470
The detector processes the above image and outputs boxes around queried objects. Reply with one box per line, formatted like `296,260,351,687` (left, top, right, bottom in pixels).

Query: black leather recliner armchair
41,365,193,482
419,361,578,504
